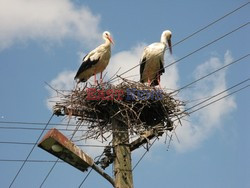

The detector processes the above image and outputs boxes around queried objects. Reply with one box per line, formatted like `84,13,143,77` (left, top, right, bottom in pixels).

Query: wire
183,84,249,117
172,2,249,47
107,2,249,82
171,54,249,94
109,22,249,83
0,159,64,163
181,78,249,115
0,120,85,127
132,138,157,171
78,168,93,187
39,158,59,188
0,126,88,132
8,114,54,188
0,141,106,148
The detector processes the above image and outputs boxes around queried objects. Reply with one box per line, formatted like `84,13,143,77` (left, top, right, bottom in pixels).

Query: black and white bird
139,30,172,87
74,31,114,84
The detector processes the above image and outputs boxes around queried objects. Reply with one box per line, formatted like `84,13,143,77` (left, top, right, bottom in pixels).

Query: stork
74,31,114,84
139,30,172,87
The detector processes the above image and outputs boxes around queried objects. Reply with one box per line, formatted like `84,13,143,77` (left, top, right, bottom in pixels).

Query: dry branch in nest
53,78,187,141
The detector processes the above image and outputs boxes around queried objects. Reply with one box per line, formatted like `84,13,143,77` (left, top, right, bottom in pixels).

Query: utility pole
112,118,133,188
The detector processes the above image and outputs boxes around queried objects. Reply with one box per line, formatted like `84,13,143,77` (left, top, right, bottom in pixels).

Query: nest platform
53,79,186,140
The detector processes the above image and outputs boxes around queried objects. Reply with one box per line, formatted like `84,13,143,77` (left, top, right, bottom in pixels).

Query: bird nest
53,78,186,140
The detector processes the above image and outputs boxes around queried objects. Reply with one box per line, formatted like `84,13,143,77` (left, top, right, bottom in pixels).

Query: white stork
139,30,172,87
74,31,114,84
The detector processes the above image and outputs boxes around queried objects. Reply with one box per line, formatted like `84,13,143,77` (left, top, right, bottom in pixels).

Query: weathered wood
112,119,134,188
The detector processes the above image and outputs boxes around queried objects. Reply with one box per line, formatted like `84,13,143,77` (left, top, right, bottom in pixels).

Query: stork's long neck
160,35,167,45
104,38,112,47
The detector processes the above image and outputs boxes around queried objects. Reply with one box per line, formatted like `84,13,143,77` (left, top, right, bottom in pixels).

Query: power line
0,141,106,148
78,168,94,188
110,22,249,83
9,114,54,188
39,158,59,188
171,54,249,94
184,84,249,117
181,78,249,115
172,2,249,47
132,138,157,171
0,120,84,127
0,126,88,132
108,2,249,82
0,159,64,163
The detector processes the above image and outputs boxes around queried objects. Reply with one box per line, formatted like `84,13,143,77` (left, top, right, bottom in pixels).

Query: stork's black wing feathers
74,55,100,80
139,57,146,82
159,59,165,75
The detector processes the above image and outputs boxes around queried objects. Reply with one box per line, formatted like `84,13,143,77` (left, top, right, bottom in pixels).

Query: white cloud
0,0,101,50
46,70,75,109
173,50,236,152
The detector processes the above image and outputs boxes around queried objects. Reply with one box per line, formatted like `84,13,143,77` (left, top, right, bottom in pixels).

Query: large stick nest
53,78,186,140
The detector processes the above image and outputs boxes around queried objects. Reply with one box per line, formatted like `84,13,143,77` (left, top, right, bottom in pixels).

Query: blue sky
0,0,249,187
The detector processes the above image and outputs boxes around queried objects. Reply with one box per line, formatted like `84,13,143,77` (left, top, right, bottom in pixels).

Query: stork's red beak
108,36,114,45
167,38,172,54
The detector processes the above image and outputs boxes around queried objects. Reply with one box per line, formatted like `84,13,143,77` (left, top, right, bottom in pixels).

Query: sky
0,0,249,188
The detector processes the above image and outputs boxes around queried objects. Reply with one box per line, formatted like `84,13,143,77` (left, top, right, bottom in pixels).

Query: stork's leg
100,72,103,84
94,70,98,85
75,82,79,90
94,74,97,85
147,70,151,86
157,75,162,90
147,78,151,86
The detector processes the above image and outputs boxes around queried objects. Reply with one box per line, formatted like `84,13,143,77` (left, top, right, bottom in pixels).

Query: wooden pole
112,118,134,188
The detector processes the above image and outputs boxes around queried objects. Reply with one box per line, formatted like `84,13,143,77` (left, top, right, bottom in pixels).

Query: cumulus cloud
46,70,75,109
0,0,101,50
173,51,236,152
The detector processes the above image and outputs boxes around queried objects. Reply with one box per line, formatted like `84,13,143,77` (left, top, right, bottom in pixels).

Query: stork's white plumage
140,30,172,86
74,31,114,84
